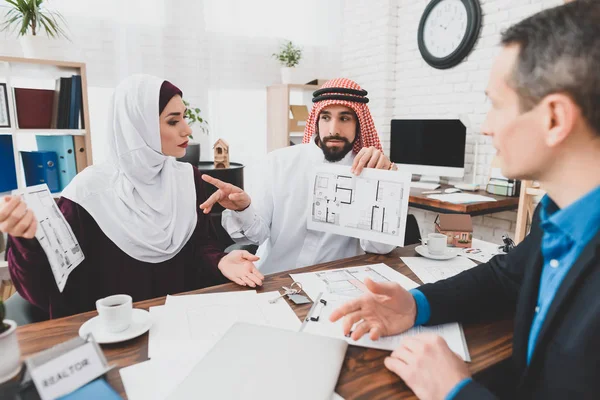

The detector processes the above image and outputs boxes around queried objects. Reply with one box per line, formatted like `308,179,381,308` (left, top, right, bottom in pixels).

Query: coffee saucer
415,245,459,260
79,308,152,344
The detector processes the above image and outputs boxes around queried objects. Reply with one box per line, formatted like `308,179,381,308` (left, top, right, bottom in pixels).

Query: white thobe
221,142,396,275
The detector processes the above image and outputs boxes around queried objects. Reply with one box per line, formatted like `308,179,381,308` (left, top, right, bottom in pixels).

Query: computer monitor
390,119,466,181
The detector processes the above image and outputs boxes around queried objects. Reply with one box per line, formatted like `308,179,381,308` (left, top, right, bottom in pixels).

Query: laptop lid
168,322,348,400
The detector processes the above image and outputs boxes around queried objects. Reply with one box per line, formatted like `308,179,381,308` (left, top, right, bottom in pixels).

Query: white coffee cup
427,233,448,255
95,294,133,333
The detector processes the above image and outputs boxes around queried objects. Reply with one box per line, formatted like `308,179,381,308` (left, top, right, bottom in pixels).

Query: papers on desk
458,238,505,263
14,184,84,292
148,290,301,361
292,263,471,362
120,359,197,400
307,164,412,246
426,193,497,204
401,256,477,284
120,290,303,400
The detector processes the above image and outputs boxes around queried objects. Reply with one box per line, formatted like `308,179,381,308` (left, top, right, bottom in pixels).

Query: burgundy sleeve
7,198,83,314
191,167,232,286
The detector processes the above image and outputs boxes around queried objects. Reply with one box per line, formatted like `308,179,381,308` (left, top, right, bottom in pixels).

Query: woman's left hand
218,250,264,287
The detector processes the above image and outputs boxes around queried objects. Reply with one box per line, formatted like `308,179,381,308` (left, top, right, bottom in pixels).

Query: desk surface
409,184,519,216
15,246,513,400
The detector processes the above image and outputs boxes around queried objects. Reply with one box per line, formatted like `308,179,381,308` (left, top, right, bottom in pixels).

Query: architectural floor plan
309,165,411,246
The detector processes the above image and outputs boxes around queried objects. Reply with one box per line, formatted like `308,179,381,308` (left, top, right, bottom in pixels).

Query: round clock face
423,0,469,58
418,0,482,69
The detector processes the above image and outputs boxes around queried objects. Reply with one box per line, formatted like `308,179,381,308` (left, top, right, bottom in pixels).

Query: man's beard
316,135,355,162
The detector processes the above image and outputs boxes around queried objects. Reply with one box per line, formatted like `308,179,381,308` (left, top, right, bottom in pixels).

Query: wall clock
418,0,482,69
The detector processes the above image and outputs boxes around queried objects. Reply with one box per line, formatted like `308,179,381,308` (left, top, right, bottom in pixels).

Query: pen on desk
422,190,442,194
299,292,323,331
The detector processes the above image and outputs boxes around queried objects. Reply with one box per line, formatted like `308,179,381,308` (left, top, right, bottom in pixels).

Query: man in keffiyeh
303,78,397,172
201,78,397,274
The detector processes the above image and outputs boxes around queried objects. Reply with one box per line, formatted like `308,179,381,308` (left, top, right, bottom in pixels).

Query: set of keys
269,282,311,304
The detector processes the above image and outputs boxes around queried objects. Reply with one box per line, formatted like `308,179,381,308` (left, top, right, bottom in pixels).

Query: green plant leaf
1,0,68,38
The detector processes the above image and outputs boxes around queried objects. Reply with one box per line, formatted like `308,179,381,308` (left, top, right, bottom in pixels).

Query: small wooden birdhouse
213,138,230,169
434,214,473,248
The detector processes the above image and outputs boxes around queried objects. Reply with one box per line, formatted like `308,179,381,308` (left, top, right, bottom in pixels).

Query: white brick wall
342,0,561,243
0,0,343,192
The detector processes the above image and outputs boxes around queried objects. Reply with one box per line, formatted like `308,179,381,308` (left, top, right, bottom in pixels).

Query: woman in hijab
1,74,263,319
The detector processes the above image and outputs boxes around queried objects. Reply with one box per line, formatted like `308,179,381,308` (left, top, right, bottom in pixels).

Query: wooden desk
409,184,519,216
14,246,513,399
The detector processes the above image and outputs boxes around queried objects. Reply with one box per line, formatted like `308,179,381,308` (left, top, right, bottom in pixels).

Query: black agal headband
312,87,369,104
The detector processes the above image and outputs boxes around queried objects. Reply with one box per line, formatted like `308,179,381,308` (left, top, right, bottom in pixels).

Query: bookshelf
0,56,93,197
266,83,318,152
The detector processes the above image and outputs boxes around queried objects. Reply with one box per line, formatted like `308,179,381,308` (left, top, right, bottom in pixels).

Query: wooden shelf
15,129,86,136
0,56,84,69
266,83,322,152
0,57,93,193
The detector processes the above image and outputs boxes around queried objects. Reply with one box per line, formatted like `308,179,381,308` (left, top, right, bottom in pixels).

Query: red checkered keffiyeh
302,78,382,154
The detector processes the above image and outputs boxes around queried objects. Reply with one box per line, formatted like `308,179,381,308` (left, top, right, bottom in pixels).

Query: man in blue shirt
331,1,600,399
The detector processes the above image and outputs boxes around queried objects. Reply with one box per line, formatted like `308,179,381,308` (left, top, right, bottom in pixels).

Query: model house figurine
213,138,229,169
434,213,473,248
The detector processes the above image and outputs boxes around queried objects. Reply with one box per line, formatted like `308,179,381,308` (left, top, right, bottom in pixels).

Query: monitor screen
390,119,466,176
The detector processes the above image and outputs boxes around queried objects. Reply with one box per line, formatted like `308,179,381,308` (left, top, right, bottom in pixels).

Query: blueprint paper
14,184,84,292
307,165,412,246
294,264,470,361
301,297,470,361
290,263,419,301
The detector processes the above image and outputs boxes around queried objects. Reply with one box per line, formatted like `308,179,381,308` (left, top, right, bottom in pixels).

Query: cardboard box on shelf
289,105,309,132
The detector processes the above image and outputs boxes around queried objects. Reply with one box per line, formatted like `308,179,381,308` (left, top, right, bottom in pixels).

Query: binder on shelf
69,75,82,129
20,151,61,193
73,135,87,173
57,77,71,129
36,135,77,191
14,88,55,129
0,135,18,192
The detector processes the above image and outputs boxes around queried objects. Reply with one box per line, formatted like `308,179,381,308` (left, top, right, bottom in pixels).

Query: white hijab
62,74,197,263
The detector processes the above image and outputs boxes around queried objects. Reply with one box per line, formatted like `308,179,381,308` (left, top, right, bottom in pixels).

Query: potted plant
177,99,209,165
272,40,302,84
1,0,69,58
0,299,22,384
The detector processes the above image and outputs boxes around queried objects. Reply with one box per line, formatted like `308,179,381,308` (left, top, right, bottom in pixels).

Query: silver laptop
168,322,348,400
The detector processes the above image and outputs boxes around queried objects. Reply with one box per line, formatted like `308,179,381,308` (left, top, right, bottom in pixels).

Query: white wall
0,0,343,192
341,0,562,243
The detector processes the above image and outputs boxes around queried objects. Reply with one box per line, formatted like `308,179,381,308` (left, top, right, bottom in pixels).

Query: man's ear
542,93,578,147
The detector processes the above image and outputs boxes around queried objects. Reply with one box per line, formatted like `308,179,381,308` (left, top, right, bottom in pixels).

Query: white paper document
148,291,301,361
308,164,412,246
291,263,419,301
459,238,505,263
401,256,478,284
15,184,84,292
293,263,470,361
120,359,198,400
426,193,497,204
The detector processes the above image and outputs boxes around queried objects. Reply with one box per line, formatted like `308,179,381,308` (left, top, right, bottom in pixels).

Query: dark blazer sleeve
454,380,499,400
419,205,542,325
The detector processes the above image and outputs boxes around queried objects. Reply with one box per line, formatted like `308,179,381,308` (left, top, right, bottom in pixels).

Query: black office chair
4,291,49,326
404,214,422,246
